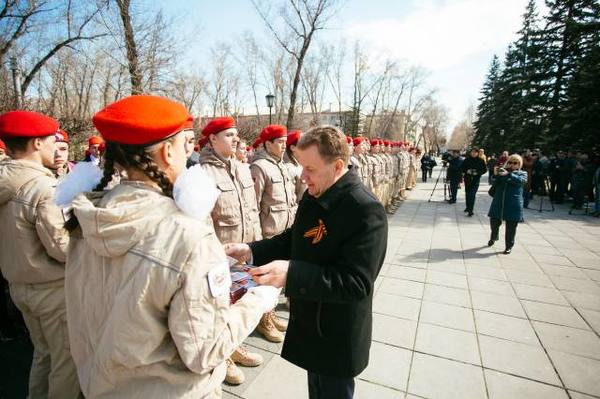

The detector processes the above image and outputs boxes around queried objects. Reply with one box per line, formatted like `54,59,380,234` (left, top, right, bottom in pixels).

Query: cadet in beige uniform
199,116,264,385
63,96,278,399
0,138,7,160
250,124,297,343
283,130,307,201
0,111,80,399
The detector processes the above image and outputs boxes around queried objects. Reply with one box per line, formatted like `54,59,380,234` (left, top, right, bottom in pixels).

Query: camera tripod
428,163,448,203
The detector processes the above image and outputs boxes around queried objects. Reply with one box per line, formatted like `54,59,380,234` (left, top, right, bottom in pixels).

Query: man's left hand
248,260,289,288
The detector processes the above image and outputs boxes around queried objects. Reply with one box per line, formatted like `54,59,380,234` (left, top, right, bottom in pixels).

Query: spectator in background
486,153,497,184
420,152,436,182
446,150,464,204
497,151,509,167
549,150,567,203
461,147,487,216
478,148,487,164
521,150,535,208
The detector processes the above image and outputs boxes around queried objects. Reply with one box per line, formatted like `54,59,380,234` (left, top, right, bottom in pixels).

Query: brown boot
225,358,245,385
269,310,288,332
256,312,284,342
231,346,263,367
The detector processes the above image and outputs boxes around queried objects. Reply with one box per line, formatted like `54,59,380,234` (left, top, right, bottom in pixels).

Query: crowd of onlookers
484,149,600,216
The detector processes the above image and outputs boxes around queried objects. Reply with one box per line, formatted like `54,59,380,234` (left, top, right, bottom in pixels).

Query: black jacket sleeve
250,227,293,266
284,200,387,304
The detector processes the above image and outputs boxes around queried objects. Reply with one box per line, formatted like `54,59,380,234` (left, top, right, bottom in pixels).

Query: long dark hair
65,139,175,231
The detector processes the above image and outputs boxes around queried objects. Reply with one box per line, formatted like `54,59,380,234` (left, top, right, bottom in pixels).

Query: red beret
287,130,302,147
252,137,263,148
182,119,194,130
198,136,209,149
88,136,104,146
246,146,252,152
352,137,365,146
56,129,69,143
346,135,352,144
0,110,59,139
0,138,6,151
202,116,235,137
259,124,287,142
93,95,192,145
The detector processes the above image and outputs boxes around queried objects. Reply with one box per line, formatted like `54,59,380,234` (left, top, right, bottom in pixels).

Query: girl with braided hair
60,95,279,398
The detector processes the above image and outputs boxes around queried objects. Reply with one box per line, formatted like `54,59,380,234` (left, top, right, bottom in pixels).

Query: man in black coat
446,150,464,204
461,147,488,216
225,126,388,399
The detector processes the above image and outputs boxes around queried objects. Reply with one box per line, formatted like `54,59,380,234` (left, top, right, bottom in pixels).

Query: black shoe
504,247,512,254
463,208,468,212
487,240,495,247
468,211,474,217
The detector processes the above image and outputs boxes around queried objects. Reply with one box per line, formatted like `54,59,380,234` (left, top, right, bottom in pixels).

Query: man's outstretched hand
248,260,289,288
223,243,252,263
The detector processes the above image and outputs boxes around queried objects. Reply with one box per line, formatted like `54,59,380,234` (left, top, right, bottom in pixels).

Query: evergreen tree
561,37,600,151
473,55,502,151
541,0,600,147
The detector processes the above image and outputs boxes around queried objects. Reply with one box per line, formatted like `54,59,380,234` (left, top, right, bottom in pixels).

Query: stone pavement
223,166,600,399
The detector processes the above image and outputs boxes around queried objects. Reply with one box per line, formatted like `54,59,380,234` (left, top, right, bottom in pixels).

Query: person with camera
461,147,487,216
420,152,436,182
487,154,527,254
446,150,464,204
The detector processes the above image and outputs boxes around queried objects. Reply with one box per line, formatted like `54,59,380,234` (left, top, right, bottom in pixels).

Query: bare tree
252,0,337,128
325,40,346,126
115,0,142,94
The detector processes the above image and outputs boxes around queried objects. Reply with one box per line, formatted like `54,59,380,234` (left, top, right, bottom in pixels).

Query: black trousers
465,178,481,212
490,218,518,248
422,169,428,182
308,372,355,399
449,178,460,202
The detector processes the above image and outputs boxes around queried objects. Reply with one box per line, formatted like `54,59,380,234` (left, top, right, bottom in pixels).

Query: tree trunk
116,0,143,94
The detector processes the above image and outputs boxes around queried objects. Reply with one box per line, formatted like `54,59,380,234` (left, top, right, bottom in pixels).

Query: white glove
247,285,281,313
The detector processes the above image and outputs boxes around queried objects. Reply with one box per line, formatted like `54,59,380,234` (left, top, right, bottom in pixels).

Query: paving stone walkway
223,165,600,399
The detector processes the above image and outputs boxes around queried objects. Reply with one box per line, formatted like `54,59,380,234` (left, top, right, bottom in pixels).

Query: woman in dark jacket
487,154,527,254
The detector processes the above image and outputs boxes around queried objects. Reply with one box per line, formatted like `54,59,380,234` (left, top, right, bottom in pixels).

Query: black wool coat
250,170,388,378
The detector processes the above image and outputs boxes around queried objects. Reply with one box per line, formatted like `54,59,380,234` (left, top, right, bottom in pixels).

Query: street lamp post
10,56,21,109
265,93,275,124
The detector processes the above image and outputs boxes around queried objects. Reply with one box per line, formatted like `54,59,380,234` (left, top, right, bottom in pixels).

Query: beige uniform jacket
359,154,373,190
250,150,297,239
200,148,262,244
0,159,68,284
283,152,307,202
349,155,365,184
66,182,265,398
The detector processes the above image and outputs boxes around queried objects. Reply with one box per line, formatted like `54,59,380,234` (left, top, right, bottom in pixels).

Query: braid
130,150,174,197
94,142,116,192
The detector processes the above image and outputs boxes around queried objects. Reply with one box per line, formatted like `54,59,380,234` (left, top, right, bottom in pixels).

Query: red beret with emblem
353,137,365,146
259,124,287,142
0,110,59,139
92,95,192,145
56,129,69,143
202,116,235,137
88,136,104,146
286,130,302,147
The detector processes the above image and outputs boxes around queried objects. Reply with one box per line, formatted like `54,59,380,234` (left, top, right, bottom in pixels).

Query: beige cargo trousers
9,280,80,399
